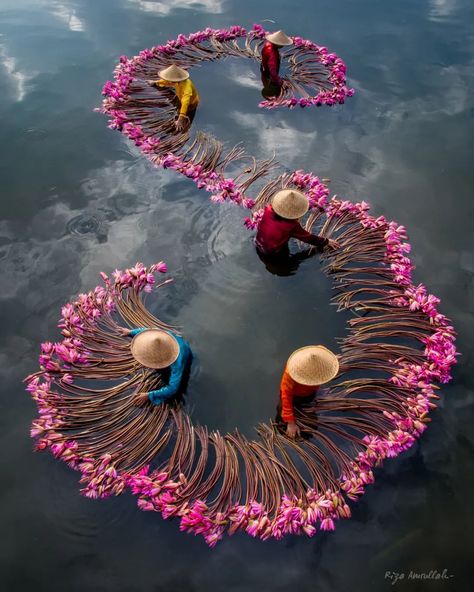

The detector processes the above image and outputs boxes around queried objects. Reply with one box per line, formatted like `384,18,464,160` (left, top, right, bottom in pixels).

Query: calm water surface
0,0,473,590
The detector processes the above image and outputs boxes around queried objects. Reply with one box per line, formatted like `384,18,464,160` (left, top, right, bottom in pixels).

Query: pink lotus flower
320,518,335,531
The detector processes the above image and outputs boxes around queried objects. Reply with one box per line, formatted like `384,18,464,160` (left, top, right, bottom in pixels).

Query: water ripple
66,213,102,237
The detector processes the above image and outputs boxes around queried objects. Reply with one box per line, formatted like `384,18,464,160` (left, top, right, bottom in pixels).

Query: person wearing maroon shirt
260,30,293,97
255,189,339,257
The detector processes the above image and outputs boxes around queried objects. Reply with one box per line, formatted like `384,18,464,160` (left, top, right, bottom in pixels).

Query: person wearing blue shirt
126,327,192,405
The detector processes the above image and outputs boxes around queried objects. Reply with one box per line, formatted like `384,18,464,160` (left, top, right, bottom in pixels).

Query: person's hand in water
175,115,188,132
327,239,340,250
117,326,131,336
134,392,150,405
286,421,301,439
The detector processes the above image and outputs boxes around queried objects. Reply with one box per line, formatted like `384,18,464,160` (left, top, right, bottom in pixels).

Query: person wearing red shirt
255,189,339,256
261,30,293,91
279,345,340,439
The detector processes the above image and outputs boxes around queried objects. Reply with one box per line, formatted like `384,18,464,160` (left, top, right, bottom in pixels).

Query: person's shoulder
289,217,302,228
281,366,292,382
174,334,190,350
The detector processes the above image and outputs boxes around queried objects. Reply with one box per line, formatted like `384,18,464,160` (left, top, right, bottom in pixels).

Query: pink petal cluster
26,188,457,548
111,261,165,292
26,262,169,496
243,208,264,230
100,24,353,118
26,26,458,548
291,169,330,208
258,29,354,109
79,454,127,498
98,25,353,212
30,262,167,381
25,217,457,545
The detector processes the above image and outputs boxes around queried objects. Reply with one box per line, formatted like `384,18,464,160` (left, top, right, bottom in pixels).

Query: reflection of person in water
255,189,339,274
260,30,293,98
277,346,339,439
256,244,314,276
147,64,199,133
119,327,193,404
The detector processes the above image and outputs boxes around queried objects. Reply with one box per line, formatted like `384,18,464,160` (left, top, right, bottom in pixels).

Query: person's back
148,64,199,132
255,190,335,255
166,78,200,111
260,30,293,87
261,41,281,84
256,204,300,253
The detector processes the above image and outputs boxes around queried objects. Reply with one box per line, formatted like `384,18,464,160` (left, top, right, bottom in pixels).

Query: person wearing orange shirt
279,345,339,438
148,64,200,132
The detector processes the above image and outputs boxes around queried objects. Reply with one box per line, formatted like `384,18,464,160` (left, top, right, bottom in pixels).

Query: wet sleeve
280,372,296,423
179,80,193,116
290,223,329,249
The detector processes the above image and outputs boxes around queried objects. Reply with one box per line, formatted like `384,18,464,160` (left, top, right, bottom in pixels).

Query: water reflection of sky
0,40,29,101
128,0,224,16
0,0,472,589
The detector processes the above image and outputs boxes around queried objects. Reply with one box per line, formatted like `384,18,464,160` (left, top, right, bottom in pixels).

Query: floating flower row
26,262,167,379
250,24,354,109
97,26,353,212
99,24,353,114
123,199,456,545
26,192,457,545
98,115,250,207
29,26,454,544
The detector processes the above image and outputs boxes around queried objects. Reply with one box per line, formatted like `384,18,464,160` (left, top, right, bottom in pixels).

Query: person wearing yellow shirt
148,64,200,132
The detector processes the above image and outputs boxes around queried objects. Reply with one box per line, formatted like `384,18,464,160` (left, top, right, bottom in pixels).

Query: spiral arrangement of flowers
25,26,457,547
98,24,353,210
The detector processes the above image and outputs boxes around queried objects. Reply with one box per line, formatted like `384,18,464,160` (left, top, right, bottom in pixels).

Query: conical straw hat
131,329,180,369
158,64,190,82
272,189,309,219
266,30,293,46
287,345,339,386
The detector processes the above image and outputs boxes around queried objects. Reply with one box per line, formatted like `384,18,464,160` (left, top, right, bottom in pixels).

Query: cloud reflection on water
0,159,165,304
428,0,459,20
231,111,318,166
51,1,85,32
127,0,224,16
0,41,30,101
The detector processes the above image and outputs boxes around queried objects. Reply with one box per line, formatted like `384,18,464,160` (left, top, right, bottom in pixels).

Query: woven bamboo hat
272,189,309,219
266,30,293,46
131,329,180,369
287,346,339,386
158,64,190,82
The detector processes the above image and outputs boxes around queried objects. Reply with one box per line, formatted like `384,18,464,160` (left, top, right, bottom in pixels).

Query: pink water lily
26,252,457,545
25,23,458,548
